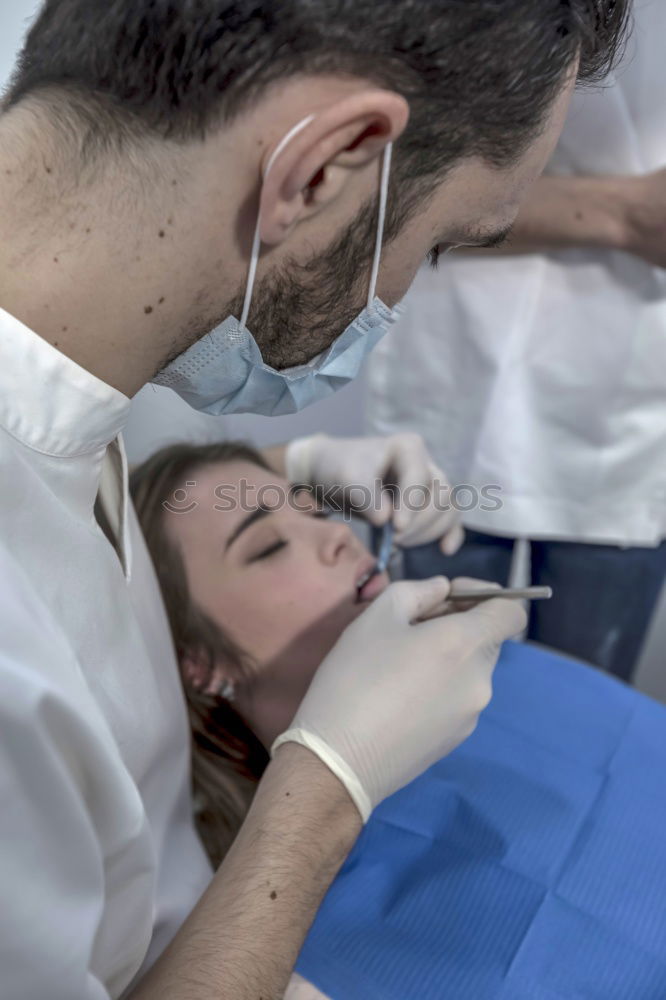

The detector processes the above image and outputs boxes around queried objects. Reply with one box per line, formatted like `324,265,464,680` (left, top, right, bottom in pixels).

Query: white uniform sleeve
0,548,114,1000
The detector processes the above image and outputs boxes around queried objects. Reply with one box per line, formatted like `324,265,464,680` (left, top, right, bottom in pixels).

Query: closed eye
246,506,332,561
247,539,287,563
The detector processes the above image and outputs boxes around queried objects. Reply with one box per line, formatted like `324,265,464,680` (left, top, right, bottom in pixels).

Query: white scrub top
367,0,666,547
0,307,212,999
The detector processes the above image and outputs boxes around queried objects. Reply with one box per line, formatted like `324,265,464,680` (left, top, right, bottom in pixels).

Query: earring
218,679,236,702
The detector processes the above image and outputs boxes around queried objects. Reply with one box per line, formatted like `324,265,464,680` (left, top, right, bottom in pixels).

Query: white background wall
2,1,663,699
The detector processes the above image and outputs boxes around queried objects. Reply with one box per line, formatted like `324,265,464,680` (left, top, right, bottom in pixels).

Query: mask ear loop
240,114,316,330
366,142,393,309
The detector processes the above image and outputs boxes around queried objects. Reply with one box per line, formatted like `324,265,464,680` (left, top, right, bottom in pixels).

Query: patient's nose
318,519,358,566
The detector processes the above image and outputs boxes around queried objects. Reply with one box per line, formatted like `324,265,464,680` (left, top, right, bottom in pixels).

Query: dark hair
130,440,272,868
4,0,629,201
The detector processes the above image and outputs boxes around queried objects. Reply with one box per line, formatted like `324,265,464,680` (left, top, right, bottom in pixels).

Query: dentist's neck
0,103,245,398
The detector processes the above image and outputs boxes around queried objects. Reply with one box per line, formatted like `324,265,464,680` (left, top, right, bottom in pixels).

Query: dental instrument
416,586,553,622
448,586,553,602
356,521,395,592
356,527,552,605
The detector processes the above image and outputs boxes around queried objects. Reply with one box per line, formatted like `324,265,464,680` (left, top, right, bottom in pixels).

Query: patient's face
165,459,389,746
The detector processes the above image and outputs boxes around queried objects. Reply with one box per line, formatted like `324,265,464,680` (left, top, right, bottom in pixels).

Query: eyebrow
225,504,272,552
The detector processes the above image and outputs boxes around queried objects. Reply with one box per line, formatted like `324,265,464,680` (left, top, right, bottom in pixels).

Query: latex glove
286,432,464,555
271,577,526,821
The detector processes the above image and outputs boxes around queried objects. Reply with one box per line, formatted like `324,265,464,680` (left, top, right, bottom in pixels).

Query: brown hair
5,1,629,207
130,440,272,868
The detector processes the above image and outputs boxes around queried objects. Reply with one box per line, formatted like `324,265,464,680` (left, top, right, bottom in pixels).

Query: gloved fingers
366,497,451,534
284,434,324,486
461,594,528,641
362,480,394,527
445,575,501,611
451,576,502,592
440,522,466,555
393,456,459,542
342,482,378,518
384,435,433,533
394,505,460,548
385,576,451,624
340,436,453,538
413,575,499,620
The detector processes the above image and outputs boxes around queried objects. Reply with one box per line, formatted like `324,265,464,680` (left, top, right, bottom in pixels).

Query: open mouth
355,559,388,603
355,558,376,600
357,572,386,603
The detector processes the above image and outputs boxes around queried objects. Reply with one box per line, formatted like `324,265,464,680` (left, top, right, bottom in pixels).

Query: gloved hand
286,432,464,555
271,577,526,821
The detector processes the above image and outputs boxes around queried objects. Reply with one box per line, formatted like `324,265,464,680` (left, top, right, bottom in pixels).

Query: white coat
0,308,212,999
367,0,666,547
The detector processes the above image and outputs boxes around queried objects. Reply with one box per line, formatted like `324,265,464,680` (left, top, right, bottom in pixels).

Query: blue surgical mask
152,115,403,416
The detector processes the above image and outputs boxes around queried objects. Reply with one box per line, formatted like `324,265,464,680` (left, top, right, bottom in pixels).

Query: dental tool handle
448,586,552,602
415,586,552,624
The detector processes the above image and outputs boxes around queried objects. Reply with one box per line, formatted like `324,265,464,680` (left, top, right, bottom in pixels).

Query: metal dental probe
416,585,553,622
356,526,552,605
448,586,553,602
356,521,395,592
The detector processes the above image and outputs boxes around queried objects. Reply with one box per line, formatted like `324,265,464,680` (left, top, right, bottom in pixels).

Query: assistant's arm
483,168,666,268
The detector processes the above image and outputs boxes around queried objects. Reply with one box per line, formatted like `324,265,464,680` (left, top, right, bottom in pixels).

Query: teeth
356,567,376,591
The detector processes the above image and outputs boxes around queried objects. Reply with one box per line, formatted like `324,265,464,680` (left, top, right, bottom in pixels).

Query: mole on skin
144,305,153,314
270,891,277,900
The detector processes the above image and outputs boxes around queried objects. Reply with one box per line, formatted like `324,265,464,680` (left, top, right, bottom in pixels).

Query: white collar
0,307,130,457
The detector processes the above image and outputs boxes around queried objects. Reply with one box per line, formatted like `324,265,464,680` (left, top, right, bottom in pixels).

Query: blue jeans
402,530,666,683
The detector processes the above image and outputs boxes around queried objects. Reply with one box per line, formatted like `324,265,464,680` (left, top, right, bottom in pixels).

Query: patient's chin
250,588,385,699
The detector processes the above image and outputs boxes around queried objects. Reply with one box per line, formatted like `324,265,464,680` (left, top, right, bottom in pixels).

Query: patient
130,440,390,867
132,441,666,1000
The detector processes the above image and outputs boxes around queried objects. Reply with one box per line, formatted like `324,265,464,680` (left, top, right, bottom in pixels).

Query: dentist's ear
258,89,409,246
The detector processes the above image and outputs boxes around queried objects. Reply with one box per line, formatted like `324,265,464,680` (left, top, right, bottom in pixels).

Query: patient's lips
358,572,386,603
355,557,388,603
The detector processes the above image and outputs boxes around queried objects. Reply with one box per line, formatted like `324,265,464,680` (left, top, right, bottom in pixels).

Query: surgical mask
152,115,403,416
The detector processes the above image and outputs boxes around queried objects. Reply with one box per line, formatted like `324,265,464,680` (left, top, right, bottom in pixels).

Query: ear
258,89,409,246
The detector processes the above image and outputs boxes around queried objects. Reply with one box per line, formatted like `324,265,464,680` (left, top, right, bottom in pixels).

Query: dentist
0,2,627,999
